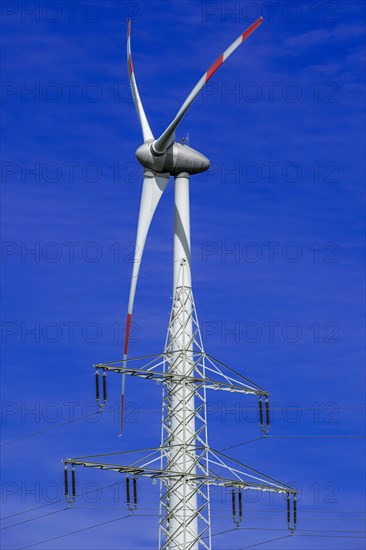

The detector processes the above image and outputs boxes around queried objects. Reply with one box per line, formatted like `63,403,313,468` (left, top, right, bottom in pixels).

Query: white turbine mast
63,18,297,549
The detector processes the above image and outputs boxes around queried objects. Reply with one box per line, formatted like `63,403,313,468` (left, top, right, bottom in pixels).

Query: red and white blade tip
205,16,263,84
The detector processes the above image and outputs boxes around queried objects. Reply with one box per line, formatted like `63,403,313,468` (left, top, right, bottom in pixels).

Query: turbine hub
135,141,210,175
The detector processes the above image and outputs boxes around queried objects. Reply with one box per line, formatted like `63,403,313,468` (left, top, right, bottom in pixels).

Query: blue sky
1,0,365,548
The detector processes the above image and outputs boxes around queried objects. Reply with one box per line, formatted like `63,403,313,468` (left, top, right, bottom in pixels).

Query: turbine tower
63,18,297,549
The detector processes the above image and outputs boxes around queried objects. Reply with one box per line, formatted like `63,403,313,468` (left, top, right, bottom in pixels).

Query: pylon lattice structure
159,266,211,549
62,17,298,550
63,259,297,549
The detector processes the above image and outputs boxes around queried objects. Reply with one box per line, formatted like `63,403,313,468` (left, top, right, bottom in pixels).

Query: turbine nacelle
135,141,210,175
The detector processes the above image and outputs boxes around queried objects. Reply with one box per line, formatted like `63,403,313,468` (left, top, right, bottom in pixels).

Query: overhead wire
239,534,292,548
2,503,363,550
16,513,133,550
2,402,364,448
2,501,364,522
220,436,265,451
0,409,108,447
0,481,125,521
1,502,64,522
60,507,366,521
267,434,366,439
1,508,69,531
8,509,364,535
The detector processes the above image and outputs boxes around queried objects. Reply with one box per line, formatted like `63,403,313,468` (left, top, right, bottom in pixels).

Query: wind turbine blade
127,19,154,142
152,17,263,154
120,169,170,434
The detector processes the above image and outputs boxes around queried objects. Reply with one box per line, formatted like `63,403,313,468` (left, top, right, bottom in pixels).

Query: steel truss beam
63,453,296,495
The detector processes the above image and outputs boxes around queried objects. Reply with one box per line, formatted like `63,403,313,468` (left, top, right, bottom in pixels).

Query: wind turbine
121,16,263,430
63,17,297,550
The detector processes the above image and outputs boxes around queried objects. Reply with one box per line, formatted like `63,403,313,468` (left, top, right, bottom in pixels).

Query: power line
231,527,366,534
2,502,364,523
2,404,364,448
239,534,292,549
7,508,364,550
218,433,366,453
296,534,366,539
0,482,120,521
11,509,364,537
206,525,366,536
210,526,240,538
267,435,365,438
220,436,265,451
1,507,69,531
16,513,133,550
67,508,366,521
0,409,117,447
1,502,62,521
6,429,362,449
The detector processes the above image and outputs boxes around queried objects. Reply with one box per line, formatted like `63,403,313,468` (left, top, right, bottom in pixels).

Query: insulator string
95,371,100,404
265,397,270,432
63,466,68,499
102,372,107,404
258,397,263,428
71,467,76,499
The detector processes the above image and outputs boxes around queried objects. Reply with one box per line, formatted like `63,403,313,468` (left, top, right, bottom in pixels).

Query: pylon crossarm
63,459,295,495
95,351,267,396
94,363,267,396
